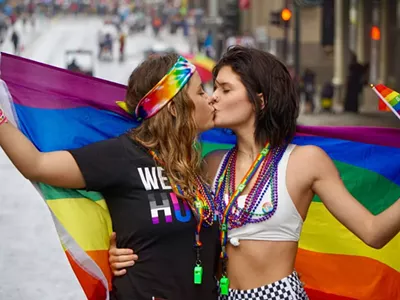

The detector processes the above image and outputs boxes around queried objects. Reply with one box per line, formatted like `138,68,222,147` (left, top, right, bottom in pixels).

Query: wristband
0,108,8,126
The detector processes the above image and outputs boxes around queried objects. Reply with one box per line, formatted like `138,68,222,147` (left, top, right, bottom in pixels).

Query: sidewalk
298,111,399,128
298,89,400,128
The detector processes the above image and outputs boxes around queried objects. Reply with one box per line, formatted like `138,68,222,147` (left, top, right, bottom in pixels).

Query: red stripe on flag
305,288,357,300
375,84,391,96
378,99,391,111
65,251,108,300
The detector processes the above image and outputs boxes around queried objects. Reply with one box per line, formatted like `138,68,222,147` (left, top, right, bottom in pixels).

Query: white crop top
212,144,303,245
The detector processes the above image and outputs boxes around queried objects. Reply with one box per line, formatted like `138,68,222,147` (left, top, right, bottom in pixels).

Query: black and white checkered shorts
218,271,309,300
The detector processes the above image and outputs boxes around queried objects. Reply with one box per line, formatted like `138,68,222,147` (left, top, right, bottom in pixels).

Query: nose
206,93,213,104
210,93,218,104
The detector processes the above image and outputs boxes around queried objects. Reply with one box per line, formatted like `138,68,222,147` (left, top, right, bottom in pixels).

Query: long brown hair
125,53,202,201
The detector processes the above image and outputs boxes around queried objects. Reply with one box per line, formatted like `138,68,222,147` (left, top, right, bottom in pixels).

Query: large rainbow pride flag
1,53,399,300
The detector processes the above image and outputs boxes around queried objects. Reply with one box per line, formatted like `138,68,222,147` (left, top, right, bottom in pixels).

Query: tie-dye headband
117,56,196,122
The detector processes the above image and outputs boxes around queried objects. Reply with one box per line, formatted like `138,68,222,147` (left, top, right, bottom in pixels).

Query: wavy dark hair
212,46,299,148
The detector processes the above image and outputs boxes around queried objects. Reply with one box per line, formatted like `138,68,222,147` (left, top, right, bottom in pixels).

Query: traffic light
270,11,281,26
321,0,334,47
270,8,292,27
371,26,381,41
281,8,292,21
281,8,292,27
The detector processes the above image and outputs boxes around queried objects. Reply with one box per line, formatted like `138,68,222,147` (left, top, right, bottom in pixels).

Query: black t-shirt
69,134,220,300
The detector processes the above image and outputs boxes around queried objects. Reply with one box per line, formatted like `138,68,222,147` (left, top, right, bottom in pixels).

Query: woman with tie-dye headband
0,53,220,299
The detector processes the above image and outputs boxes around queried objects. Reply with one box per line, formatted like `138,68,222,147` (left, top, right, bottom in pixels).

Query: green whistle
220,276,230,296
194,265,203,284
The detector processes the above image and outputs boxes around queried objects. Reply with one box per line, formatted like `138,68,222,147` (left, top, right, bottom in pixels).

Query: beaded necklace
213,143,286,295
148,149,215,285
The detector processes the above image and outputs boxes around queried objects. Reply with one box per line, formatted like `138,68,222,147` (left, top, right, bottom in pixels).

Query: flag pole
370,84,400,120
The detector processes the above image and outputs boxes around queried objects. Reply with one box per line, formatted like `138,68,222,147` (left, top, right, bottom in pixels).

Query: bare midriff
224,240,298,290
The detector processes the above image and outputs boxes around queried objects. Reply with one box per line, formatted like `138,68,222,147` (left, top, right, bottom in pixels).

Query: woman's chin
212,115,224,128
197,121,215,133
213,118,233,129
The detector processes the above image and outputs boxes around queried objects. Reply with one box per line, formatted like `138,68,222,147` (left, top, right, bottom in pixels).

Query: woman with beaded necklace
110,46,400,300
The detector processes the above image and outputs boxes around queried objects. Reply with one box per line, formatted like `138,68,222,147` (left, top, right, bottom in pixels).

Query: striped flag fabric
1,53,399,300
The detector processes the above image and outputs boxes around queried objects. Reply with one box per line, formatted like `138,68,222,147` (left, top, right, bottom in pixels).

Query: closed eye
198,84,206,95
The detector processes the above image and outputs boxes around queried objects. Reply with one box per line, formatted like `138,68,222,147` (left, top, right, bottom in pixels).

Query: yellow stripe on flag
47,198,112,251
386,91,399,102
299,202,400,271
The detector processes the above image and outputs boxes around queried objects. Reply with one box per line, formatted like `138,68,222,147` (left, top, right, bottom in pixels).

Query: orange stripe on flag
65,251,108,300
86,249,113,290
381,88,392,97
375,84,392,97
296,248,400,300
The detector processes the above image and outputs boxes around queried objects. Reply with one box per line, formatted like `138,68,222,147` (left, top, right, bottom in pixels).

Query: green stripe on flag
389,95,400,106
201,142,234,157
312,161,400,215
39,183,104,201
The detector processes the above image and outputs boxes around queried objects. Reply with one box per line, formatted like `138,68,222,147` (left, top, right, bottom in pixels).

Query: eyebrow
215,80,232,87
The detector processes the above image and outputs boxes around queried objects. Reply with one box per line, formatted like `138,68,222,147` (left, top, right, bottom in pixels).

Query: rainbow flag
1,53,400,300
0,53,135,300
372,84,400,120
182,53,215,82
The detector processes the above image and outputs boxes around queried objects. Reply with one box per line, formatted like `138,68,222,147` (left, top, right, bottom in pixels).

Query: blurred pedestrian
204,30,215,58
344,53,369,113
10,13,17,26
320,81,334,112
11,31,20,55
152,16,162,37
119,32,126,62
301,68,316,113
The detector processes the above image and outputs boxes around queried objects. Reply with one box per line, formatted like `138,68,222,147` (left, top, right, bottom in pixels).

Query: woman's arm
0,120,85,188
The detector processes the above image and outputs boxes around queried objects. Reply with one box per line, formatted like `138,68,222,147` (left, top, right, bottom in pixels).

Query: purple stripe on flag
1,53,130,116
297,125,400,148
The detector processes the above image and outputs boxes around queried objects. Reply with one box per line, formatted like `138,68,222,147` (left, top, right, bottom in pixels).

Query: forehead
188,71,201,88
215,66,241,84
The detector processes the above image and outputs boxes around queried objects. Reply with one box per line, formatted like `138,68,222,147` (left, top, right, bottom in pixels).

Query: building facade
241,0,399,110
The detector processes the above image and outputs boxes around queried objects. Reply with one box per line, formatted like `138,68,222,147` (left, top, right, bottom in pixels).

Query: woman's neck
234,130,264,161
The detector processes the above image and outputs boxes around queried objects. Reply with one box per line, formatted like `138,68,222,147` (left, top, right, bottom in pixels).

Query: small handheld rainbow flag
371,83,400,120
